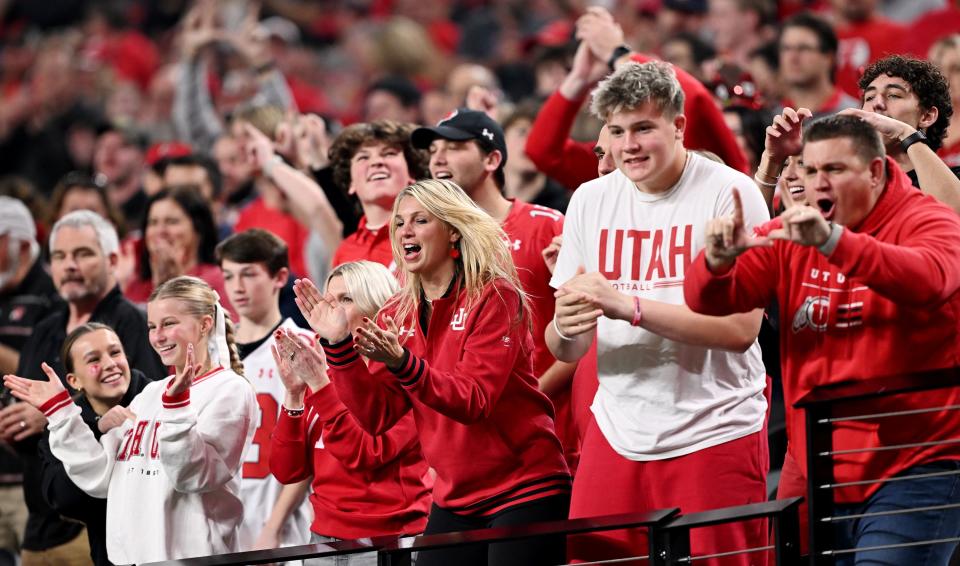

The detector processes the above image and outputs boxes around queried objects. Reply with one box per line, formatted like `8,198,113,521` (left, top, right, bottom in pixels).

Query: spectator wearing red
123,187,235,320
777,12,858,117
271,261,430,565
235,113,344,280
901,1,960,62
829,0,906,97
706,0,777,69
328,121,430,270
412,109,580,471
685,113,960,562
856,55,960,211
301,179,570,566
525,8,748,193
930,35,960,168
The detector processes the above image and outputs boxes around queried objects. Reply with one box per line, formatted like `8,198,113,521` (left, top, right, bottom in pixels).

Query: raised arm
171,3,225,152
525,40,610,190
5,365,123,498
294,278,413,434
157,347,256,493
246,124,343,252
684,186,781,316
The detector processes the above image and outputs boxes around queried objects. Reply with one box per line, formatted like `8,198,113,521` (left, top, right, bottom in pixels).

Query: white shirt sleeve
550,186,588,289
158,379,256,494
715,179,771,230
47,401,123,499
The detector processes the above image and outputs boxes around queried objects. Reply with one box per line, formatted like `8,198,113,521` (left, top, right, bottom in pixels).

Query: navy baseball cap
411,108,508,164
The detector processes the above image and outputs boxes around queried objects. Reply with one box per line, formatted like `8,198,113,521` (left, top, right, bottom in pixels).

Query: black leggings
415,494,570,566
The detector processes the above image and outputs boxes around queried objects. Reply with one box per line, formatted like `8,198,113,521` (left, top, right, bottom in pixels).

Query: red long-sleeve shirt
269,385,430,539
683,159,960,503
325,279,571,516
525,54,749,191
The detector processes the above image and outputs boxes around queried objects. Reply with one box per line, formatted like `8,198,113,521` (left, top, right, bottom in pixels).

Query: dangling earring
449,246,460,259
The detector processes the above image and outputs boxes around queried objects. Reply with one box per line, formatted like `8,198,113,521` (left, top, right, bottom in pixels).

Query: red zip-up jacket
325,279,571,516
525,53,749,191
269,385,431,539
684,159,960,503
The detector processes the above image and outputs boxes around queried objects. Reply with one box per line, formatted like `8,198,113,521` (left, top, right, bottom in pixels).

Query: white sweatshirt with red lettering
44,367,256,564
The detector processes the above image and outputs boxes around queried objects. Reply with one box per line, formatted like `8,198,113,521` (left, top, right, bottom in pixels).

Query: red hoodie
269,385,431,538
684,159,960,503
325,279,571,516
525,54,749,191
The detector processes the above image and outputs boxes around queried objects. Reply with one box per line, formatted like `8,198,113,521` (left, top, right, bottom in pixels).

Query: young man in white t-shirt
216,229,313,557
546,61,771,564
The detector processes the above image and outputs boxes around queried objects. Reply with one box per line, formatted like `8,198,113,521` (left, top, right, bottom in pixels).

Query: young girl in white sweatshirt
4,276,257,564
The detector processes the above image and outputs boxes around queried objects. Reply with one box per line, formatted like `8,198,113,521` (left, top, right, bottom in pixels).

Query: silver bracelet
553,315,576,342
753,174,778,189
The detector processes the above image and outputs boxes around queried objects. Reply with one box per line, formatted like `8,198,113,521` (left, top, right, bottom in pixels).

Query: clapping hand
292,279,350,343
355,316,405,369
271,328,330,396
553,267,604,337
576,7,625,66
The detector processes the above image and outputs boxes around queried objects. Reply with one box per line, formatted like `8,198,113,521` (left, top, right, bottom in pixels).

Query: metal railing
795,366,960,565
143,498,803,566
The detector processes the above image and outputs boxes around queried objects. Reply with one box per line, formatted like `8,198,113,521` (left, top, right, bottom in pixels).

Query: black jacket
37,370,151,566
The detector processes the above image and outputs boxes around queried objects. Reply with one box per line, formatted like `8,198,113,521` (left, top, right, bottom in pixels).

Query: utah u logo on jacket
792,296,830,333
450,308,466,331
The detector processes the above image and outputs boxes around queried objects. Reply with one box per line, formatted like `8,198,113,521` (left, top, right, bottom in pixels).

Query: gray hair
590,61,685,122
50,210,120,256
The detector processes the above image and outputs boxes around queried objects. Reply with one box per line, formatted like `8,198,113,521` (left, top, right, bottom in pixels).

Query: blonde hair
590,61,685,121
387,179,529,332
148,276,244,376
326,261,399,317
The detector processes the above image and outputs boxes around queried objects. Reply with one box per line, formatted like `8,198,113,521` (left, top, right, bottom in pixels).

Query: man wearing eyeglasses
778,12,858,118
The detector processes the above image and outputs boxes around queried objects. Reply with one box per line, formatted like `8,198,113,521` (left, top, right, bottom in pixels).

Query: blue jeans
832,460,960,566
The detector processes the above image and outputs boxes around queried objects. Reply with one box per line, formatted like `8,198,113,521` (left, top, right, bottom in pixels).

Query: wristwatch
900,130,928,153
607,45,632,72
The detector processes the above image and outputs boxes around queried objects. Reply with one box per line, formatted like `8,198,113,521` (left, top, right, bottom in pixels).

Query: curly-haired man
328,120,429,270
859,55,960,188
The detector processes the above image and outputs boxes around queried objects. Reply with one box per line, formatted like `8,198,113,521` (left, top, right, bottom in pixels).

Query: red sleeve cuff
274,409,307,441
305,385,344,421
40,390,74,417
321,336,362,369
161,382,190,409
388,349,426,388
